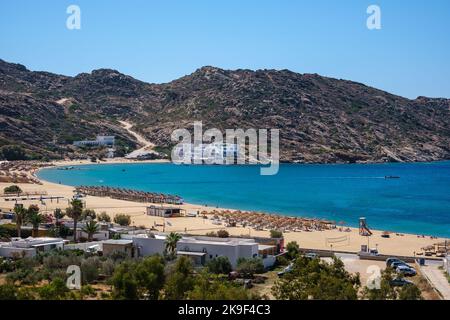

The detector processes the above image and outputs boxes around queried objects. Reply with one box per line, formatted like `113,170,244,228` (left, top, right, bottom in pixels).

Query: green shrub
38,278,70,300
276,255,289,267
98,212,111,222
113,214,131,226
207,256,232,274
0,224,32,238
270,230,283,238
236,257,264,278
81,256,100,284
3,185,22,194
216,230,229,238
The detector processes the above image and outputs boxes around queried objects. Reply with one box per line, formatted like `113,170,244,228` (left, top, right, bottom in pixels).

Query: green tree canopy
66,199,83,242
3,185,22,194
97,211,111,222
270,230,283,238
286,241,300,260
206,256,232,274
272,256,360,300
236,257,264,278
113,214,131,226
163,256,195,300
188,271,256,300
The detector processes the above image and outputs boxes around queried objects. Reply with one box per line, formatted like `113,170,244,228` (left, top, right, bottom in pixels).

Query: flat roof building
102,239,135,258
131,233,276,269
147,206,185,218
73,135,115,147
0,237,65,258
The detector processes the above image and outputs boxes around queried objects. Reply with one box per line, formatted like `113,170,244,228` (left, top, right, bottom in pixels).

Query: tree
187,271,255,300
82,220,99,242
26,205,43,238
163,256,195,300
363,268,398,300
165,232,182,258
236,257,264,278
206,256,232,274
98,211,111,222
3,185,22,194
110,261,139,300
53,208,65,224
66,199,83,242
286,241,300,260
81,209,96,221
272,256,359,300
110,256,166,300
81,257,100,284
13,205,27,238
270,230,283,238
0,145,27,161
216,230,229,238
38,278,70,300
134,255,166,299
363,268,422,300
113,214,131,226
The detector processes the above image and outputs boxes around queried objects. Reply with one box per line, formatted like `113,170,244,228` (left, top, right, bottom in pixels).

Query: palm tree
13,204,27,238
165,232,182,257
27,208,43,238
54,208,65,224
66,199,83,242
82,220,99,242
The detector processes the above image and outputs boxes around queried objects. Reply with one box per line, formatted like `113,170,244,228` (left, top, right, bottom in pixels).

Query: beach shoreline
0,159,448,258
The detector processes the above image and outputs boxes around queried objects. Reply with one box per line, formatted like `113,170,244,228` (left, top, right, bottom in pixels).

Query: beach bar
147,205,185,218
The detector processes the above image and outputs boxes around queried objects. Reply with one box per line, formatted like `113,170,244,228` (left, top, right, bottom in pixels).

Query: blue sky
0,0,449,99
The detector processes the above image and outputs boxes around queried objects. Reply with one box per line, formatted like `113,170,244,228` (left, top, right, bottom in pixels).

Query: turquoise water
37,162,450,237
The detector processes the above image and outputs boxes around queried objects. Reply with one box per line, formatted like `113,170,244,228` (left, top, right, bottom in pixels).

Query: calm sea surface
37,162,450,237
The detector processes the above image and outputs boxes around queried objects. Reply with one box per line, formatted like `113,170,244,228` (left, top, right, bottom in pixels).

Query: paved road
420,263,450,300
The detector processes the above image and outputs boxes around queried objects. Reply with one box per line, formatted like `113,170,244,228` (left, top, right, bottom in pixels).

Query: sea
37,161,450,238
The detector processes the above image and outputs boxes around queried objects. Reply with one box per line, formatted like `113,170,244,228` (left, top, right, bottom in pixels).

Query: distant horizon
2,57,448,101
1,1,449,99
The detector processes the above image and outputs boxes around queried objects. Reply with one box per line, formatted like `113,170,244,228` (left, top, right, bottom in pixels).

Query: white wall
76,230,109,241
177,239,258,268
0,247,36,258
133,237,166,257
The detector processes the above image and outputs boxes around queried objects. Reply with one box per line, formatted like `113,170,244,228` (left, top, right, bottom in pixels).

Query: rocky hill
0,59,449,163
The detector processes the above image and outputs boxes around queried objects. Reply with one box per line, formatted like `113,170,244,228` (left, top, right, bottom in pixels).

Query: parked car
396,265,417,276
304,253,319,259
277,263,294,277
386,258,404,267
390,278,413,287
391,261,412,269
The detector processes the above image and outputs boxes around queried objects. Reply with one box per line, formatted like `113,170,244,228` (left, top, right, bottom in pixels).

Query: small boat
385,175,400,179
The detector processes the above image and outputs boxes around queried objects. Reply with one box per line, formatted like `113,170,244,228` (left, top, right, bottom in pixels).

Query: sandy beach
0,159,448,258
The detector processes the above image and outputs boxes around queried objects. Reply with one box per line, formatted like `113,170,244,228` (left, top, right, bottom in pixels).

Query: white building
73,135,115,147
132,233,275,269
177,236,259,268
173,143,239,164
0,237,65,258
